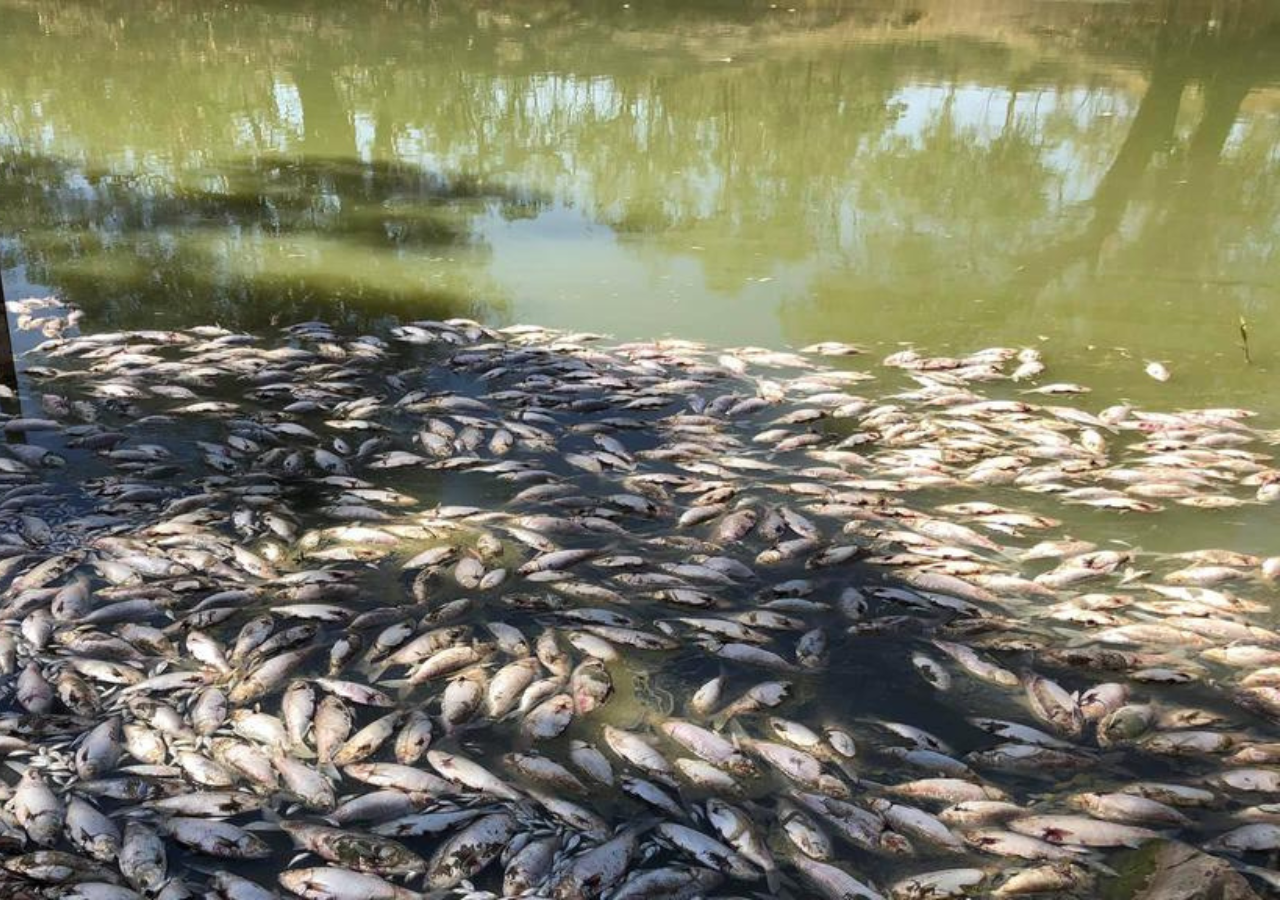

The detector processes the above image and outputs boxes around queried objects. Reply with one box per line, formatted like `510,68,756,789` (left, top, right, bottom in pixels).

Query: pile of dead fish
0,300,1278,899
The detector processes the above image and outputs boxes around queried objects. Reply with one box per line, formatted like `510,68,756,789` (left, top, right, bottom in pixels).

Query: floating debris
0,305,1275,898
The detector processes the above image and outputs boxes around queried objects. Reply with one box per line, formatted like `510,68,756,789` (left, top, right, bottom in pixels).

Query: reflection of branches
1122,74,1254,289
1,0,1278,341
0,152,529,330
1009,19,1185,294
1008,5,1278,302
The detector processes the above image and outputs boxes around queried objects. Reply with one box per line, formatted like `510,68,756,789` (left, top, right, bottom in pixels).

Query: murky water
1,8,1280,895
2,0,1279,557
1,0,1278,396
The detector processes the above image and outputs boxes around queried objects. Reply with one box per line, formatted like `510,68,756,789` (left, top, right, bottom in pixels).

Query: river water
2,4,1280,897
2,0,1278,553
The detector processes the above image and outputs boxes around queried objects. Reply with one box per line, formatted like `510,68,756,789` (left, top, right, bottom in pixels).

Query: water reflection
0,0,1277,392
0,150,532,330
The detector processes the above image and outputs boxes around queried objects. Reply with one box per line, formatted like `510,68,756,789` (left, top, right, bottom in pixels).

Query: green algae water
1,3,1278,436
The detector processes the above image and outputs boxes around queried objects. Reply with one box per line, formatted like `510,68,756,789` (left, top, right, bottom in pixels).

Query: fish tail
765,866,782,894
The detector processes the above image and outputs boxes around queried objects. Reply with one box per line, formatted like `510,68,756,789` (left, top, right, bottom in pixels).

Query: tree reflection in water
0,0,1274,360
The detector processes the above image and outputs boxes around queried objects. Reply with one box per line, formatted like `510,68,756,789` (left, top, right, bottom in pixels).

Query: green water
1,0,1278,414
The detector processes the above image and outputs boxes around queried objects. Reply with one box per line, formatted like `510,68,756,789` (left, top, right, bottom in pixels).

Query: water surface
0,0,1278,516
3,10,1280,890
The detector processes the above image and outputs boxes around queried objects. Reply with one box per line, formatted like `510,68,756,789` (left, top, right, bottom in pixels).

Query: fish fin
833,757,861,782
621,815,661,837
235,818,279,834
179,862,224,879
256,804,283,825
1083,858,1118,876
765,867,782,894
354,653,385,680
380,677,414,701
773,869,802,893
287,742,317,761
